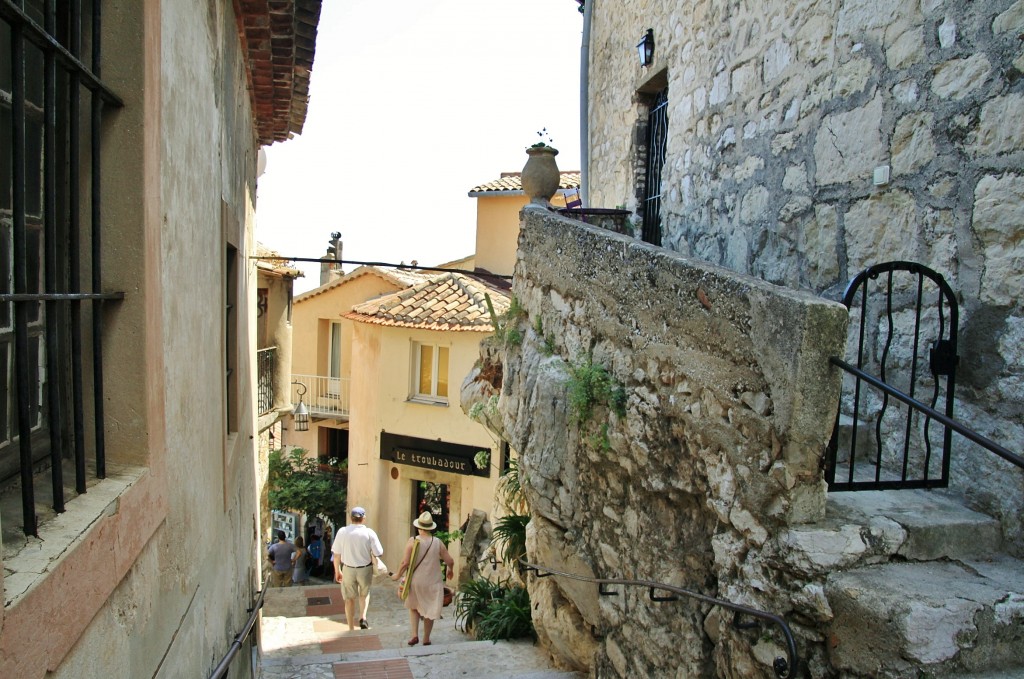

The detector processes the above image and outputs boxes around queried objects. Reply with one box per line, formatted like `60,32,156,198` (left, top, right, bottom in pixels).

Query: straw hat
412,511,437,531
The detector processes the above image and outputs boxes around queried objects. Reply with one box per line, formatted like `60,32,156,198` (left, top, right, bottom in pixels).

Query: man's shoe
359,618,369,630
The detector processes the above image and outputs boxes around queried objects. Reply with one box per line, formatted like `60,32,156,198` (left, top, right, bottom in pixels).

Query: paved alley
258,578,583,679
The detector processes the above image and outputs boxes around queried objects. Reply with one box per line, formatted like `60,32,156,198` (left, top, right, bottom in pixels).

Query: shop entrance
413,480,449,534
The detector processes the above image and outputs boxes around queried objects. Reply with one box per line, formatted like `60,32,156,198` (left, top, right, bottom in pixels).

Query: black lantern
637,29,654,67
292,381,309,432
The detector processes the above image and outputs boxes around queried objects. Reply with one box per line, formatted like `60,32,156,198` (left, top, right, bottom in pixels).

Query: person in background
332,506,384,631
267,530,296,588
392,511,454,647
306,533,324,577
291,536,309,585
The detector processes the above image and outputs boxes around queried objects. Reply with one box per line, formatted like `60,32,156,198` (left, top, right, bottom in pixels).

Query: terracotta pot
521,145,560,206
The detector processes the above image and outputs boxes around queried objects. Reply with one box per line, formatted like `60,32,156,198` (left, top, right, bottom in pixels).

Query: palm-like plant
492,513,529,568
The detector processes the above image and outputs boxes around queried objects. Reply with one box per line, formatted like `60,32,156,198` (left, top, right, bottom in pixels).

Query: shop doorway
413,480,449,535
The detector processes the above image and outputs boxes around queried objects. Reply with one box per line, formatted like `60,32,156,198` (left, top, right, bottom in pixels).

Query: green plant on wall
534,315,557,356
484,293,526,348
565,355,627,453
566,355,626,424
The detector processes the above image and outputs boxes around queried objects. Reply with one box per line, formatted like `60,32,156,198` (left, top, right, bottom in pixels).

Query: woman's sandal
423,640,432,646
407,637,419,646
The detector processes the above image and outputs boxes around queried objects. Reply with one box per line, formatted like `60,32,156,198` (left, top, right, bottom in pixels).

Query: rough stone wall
587,0,1023,549
473,209,848,677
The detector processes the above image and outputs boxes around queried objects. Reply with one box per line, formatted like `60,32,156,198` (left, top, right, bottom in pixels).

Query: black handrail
519,558,798,678
208,576,270,679
831,357,1023,470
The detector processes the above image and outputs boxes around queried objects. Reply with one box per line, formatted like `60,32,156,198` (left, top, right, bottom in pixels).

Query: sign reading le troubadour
380,432,490,478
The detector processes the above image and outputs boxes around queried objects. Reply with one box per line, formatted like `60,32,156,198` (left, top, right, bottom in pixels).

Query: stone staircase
259,581,583,679
810,489,1024,678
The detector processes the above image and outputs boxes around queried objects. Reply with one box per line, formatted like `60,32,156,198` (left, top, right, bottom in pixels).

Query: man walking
332,506,384,630
267,530,296,588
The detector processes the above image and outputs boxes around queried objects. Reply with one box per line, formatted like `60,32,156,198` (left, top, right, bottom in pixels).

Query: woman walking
392,511,454,646
291,536,310,585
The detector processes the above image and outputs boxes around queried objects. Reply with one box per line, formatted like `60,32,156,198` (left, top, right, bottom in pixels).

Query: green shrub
475,584,534,642
567,357,616,424
455,577,505,633
455,578,533,641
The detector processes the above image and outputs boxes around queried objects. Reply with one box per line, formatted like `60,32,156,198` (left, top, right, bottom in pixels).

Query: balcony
291,374,350,421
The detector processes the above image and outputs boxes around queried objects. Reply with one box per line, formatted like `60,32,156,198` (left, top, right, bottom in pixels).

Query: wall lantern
637,28,654,67
292,381,309,432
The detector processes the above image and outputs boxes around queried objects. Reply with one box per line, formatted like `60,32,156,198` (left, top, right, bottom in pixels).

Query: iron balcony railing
256,346,276,415
519,558,798,678
290,373,350,420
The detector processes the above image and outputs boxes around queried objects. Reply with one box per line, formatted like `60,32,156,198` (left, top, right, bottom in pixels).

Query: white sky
255,0,585,294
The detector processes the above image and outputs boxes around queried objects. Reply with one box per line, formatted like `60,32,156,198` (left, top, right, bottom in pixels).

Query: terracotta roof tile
345,272,510,332
468,171,581,195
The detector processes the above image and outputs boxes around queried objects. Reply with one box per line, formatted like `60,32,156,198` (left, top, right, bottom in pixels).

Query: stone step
826,487,1003,561
826,556,1024,678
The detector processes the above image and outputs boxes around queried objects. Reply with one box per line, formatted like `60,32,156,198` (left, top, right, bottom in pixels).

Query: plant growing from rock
566,355,626,424
474,584,534,641
484,293,526,348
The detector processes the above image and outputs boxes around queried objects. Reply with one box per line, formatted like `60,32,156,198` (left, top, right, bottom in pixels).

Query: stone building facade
584,0,1023,553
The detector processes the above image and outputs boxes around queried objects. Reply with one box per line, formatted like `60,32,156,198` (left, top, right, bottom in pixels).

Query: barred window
1,0,123,535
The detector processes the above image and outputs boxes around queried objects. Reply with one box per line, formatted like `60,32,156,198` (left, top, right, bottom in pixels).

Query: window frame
410,341,449,404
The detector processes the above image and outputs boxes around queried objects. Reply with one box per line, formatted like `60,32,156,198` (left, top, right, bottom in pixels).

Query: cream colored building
280,170,585,576
0,2,320,677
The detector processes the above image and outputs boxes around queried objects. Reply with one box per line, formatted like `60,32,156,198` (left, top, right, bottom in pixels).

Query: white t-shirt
331,522,383,567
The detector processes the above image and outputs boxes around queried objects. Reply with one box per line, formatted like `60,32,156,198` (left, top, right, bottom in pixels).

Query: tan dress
404,536,444,620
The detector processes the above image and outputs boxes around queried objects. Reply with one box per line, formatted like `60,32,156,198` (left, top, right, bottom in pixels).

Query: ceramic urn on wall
521,145,560,207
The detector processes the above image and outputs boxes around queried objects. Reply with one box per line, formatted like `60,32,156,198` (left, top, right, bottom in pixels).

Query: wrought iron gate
825,261,960,491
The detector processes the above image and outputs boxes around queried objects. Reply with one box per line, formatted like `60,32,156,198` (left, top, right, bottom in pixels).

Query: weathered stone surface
973,174,1024,306
476,211,848,675
971,93,1024,157
931,53,992,100
844,190,920,270
814,96,884,186
892,112,936,176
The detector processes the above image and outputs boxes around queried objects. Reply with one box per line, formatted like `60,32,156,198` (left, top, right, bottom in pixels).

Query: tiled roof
295,265,434,303
254,242,303,277
235,0,322,145
468,171,581,195
346,273,511,332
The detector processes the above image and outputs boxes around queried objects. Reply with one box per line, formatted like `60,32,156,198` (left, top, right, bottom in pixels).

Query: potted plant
521,128,560,207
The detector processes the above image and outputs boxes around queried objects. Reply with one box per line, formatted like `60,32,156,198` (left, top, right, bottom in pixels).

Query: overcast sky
255,0,585,294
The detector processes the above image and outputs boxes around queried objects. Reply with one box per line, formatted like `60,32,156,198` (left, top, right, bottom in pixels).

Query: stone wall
466,208,849,676
586,0,1023,549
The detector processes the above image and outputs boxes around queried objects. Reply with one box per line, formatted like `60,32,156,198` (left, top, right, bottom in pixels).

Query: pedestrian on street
392,511,454,647
306,533,324,577
332,506,384,631
291,536,310,585
267,530,296,588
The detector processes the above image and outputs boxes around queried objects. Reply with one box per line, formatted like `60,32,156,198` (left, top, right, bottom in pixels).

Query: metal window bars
1,0,124,535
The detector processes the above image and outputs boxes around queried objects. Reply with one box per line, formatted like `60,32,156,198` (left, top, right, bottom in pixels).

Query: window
412,342,449,403
640,86,668,246
225,243,238,433
1,0,124,534
328,321,341,395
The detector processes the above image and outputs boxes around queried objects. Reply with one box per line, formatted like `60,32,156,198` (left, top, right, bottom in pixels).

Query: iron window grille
640,87,668,246
1,0,124,536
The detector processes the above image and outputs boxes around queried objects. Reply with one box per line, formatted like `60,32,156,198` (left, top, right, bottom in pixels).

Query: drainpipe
580,0,592,206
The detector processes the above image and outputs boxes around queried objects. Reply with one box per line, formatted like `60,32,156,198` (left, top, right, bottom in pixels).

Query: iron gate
825,261,960,491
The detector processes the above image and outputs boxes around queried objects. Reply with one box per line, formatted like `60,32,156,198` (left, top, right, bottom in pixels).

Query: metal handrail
208,575,270,679
519,558,798,678
830,357,1023,470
